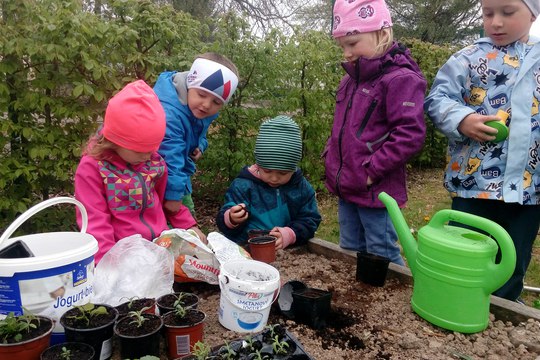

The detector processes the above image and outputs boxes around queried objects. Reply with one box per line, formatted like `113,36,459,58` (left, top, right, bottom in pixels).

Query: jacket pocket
356,99,378,138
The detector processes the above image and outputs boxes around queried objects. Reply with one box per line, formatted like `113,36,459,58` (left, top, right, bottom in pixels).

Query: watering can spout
378,192,417,273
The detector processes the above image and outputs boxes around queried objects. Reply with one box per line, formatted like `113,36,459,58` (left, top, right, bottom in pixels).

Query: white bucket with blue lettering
0,197,98,344
218,259,280,333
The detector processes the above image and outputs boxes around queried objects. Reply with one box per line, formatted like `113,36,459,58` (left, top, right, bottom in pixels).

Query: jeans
338,199,405,266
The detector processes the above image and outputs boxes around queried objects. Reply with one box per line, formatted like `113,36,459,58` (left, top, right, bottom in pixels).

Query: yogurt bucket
0,197,98,344
218,259,280,333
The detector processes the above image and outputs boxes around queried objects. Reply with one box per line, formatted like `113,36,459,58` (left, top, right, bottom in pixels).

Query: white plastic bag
92,234,174,306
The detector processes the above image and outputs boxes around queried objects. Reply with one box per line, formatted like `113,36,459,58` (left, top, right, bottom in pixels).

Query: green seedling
127,307,152,327
191,340,212,360
250,349,271,360
60,346,71,360
68,303,108,326
0,312,38,343
271,335,289,355
119,296,142,310
219,340,237,360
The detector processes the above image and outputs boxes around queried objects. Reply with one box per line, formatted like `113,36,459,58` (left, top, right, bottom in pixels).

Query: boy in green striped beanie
216,115,321,249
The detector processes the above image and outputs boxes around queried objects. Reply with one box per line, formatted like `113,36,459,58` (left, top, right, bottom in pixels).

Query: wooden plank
308,237,540,325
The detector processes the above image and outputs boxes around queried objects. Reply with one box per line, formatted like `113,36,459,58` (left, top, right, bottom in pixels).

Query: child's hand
164,200,183,214
189,226,207,244
190,148,202,162
270,228,284,250
458,113,498,142
229,203,249,225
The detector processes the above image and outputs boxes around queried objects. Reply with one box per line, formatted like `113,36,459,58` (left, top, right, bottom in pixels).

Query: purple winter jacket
324,43,427,208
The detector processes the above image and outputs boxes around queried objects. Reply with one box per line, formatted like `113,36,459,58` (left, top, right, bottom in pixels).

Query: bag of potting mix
154,229,250,284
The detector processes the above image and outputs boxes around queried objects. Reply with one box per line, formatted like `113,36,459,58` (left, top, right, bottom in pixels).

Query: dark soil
61,304,117,330
156,292,199,314
162,309,205,327
41,342,95,360
115,313,162,337
2,316,53,344
115,298,156,319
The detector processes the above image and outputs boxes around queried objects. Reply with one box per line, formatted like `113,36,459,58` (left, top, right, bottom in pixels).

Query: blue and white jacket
425,37,540,205
154,71,218,200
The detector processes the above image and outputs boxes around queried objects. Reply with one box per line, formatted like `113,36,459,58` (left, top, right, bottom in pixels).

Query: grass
315,167,540,306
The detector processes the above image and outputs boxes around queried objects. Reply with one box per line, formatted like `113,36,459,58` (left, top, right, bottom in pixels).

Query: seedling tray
182,324,315,359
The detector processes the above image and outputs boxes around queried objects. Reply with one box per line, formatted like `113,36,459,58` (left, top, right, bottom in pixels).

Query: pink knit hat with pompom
332,0,393,38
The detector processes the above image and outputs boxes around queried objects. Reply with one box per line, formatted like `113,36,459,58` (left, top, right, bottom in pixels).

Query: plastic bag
154,229,250,284
92,234,174,306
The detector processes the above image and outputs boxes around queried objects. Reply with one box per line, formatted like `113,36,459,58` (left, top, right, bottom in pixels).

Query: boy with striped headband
155,53,239,217
216,115,321,249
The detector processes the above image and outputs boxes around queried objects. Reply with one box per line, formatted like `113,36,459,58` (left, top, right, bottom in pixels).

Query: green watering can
378,192,516,333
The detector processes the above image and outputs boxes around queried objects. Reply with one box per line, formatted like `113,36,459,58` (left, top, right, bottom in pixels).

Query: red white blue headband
186,58,239,104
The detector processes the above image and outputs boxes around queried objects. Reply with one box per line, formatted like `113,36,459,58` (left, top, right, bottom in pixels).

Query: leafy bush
0,1,455,232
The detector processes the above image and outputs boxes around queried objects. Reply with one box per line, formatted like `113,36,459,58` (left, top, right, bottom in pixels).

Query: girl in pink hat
74,80,205,263
324,0,427,265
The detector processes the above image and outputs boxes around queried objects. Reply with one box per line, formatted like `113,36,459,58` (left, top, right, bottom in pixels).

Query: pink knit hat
103,80,166,153
332,0,393,39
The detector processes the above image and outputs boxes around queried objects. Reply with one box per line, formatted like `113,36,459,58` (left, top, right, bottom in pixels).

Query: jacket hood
342,42,422,82
153,71,188,109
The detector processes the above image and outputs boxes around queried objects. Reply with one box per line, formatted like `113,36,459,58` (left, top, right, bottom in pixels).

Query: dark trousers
452,197,540,301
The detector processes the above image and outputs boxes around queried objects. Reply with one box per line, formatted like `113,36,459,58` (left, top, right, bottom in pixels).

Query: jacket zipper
335,83,357,197
129,164,155,239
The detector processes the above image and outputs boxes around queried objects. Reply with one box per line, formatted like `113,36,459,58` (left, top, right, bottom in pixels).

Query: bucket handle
0,197,88,246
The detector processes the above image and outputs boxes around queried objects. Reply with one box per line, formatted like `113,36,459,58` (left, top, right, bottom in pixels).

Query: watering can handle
0,197,88,246
430,209,516,270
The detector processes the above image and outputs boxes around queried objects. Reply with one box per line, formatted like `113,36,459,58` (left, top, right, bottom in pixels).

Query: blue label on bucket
0,256,94,318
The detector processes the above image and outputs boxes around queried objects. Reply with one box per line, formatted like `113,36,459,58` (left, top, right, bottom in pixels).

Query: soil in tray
208,325,314,360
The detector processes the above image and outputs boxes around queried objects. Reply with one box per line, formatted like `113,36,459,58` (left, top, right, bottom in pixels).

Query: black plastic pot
277,280,307,318
114,313,163,359
60,304,118,360
356,251,390,287
291,288,332,329
40,342,95,360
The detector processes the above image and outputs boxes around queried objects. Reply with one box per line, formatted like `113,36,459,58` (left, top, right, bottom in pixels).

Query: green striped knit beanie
254,115,302,171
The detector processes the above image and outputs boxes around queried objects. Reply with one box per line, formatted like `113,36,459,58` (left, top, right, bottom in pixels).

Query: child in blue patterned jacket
216,116,321,250
425,0,540,302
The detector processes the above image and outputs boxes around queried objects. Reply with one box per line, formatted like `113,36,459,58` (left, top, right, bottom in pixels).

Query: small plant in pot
113,306,163,359
162,301,206,359
60,303,118,360
115,296,156,320
40,342,95,360
0,311,54,360
156,291,199,315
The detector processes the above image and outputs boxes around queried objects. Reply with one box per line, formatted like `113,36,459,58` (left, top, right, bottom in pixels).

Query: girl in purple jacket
325,0,427,265
74,80,204,263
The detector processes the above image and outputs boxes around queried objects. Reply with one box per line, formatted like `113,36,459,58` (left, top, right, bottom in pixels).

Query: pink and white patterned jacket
75,151,196,263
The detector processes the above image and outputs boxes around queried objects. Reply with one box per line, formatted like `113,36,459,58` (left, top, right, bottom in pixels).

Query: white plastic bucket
218,259,280,333
0,197,98,344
